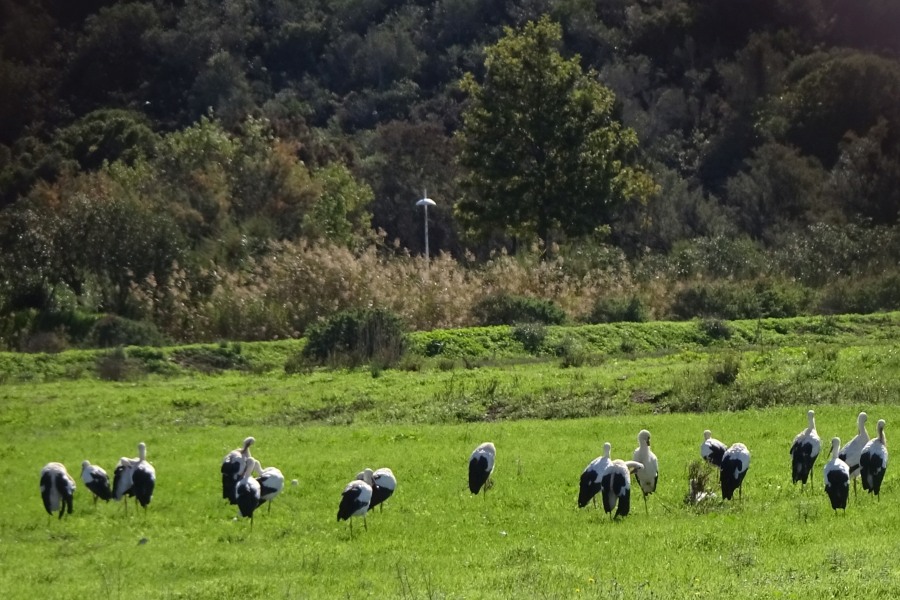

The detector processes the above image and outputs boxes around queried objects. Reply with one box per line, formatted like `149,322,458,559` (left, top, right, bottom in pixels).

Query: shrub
671,280,811,320
472,293,566,326
171,343,250,373
512,322,546,354
284,352,309,375
700,318,732,342
555,336,587,368
21,330,69,353
710,353,740,385
87,315,168,348
301,308,407,367
819,272,900,315
586,295,648,323
96,347,132,381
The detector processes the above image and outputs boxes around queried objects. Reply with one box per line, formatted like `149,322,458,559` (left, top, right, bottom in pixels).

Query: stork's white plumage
720,443,751,501
236,458,261,527
337,479,372,538
578,442,612,508
362,467,396,512
600,459,643,518
860,419,888,498
40,462,76,519
839,412,869,498
113,442,155,513
81,460,112,504
112,449,139,513
222,436,255,504
700,430,728,468
790,409,821,488
632,430,659,514
824,437,850,512
469,442,496,497
255,459,285,513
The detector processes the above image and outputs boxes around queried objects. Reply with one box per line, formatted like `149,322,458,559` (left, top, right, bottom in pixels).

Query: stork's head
638,429,651,446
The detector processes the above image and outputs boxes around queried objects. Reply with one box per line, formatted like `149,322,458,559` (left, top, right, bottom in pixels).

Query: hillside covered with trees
1,0,900,350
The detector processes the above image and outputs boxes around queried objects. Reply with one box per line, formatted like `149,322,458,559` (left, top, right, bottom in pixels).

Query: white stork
600,459,643,518
81,460,112,504
578,442,612,508
337,478,373,538
824,437,850,513
131,442,156,511
236,459,262,528
356,467,396,512
469,442,496,497
700,430,728,468
790,409,821,489
222,436,255,504
860,419,888,499
113,442,155,513
255,459,285,513
720,443,751,501
632,430,659,514
113,448,139,513
839,412,869,498
40,462,76,519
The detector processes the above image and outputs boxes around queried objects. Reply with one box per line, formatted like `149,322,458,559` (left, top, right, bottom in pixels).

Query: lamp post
416,193,436,271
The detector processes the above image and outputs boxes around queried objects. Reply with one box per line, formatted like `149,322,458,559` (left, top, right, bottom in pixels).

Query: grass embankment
1,313,900,597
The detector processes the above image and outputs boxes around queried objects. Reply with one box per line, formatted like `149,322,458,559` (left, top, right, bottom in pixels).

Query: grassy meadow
3,314,900,598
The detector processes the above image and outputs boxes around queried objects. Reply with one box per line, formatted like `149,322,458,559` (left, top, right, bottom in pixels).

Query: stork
824,437,850,513
720,443,751,501
790,409,821,490
700,430,727,468
600,459,643,518
131,442,156,511
578,442,612,508
839,412,869,498
469,442,496,497
236,459,261,528
81,460,112,504
356,467,396,512
859,419,888,499
337,478,372,538
222,436,255,504
632,430,659,514
113,448,139,514
255,459,285,513
40,462,76,519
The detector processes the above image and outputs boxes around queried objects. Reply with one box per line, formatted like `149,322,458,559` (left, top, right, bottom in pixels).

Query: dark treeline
1,0,900,350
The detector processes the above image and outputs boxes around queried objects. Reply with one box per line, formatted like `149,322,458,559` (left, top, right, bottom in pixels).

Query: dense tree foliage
1,0,899,347
455,17,656,247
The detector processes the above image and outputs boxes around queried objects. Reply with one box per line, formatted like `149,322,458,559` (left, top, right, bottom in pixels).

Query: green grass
3,410,900,598
3,313,900,597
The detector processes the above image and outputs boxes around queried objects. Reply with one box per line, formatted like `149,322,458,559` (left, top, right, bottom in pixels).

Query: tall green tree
454,17,656,248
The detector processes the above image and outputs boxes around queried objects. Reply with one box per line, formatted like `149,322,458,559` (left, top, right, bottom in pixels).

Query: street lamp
415,192,436,270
